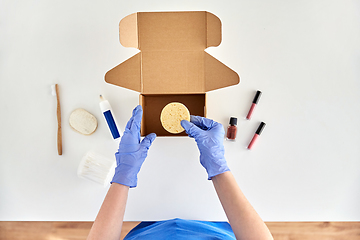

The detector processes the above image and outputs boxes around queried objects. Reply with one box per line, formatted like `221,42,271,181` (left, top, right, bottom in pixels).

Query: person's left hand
111,105,156,188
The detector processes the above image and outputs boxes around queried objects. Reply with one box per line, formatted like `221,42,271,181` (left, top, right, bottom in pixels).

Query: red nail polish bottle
226,117,237,141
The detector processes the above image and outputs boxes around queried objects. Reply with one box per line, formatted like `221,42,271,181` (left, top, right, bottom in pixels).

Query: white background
1,0,360,221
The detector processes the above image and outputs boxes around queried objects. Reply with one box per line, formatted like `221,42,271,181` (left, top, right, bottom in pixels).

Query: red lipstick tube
246,90,262,120
248,122,266,150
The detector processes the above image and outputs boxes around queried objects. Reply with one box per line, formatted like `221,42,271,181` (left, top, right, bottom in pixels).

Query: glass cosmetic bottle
226,117,237,141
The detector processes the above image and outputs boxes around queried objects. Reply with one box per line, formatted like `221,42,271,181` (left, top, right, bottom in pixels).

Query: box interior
140,94,206,136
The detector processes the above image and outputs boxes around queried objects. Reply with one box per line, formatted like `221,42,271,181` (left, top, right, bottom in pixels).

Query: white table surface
1,0,360,221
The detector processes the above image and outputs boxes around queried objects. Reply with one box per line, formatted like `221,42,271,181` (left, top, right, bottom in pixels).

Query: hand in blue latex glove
181,116,230,180
111,105,156,188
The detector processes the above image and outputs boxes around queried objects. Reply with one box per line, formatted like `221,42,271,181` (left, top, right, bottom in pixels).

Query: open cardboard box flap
105,11,239,94
105,11,240,136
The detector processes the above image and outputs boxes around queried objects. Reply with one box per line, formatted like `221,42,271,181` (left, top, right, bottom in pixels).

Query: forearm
212,171,273,240
87,183,129,240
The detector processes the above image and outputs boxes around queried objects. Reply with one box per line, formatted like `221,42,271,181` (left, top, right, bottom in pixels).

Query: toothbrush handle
55,84,62,155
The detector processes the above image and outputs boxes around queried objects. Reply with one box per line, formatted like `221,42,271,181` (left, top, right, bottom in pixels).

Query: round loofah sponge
69,108,98,135
160,102,190,134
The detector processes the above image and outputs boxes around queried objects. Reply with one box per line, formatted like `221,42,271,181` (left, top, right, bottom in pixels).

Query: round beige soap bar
69,108,98,135
160,102,190,134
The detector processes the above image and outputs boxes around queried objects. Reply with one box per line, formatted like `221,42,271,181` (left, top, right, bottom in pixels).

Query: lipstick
247,122,266,150
246,90,262,120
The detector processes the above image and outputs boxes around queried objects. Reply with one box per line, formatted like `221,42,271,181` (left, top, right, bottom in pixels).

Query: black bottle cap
255,122,266,135
229,117,237,125
252,90,262,104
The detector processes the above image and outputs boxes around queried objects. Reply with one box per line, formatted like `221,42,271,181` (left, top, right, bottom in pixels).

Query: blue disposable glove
111,105,156,188
181,116,230,180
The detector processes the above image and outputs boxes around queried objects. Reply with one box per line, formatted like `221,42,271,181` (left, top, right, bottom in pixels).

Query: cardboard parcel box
105,11,240,136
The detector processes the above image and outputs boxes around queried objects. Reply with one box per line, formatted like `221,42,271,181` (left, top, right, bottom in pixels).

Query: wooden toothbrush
52,84,62,155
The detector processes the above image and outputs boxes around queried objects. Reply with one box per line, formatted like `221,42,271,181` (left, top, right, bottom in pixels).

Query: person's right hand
181,116,230,180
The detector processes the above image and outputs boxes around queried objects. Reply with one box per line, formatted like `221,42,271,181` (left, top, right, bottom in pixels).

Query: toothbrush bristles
51,85,57,96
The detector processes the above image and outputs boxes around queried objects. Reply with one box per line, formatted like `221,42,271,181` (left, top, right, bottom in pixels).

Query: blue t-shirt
124,218,236,240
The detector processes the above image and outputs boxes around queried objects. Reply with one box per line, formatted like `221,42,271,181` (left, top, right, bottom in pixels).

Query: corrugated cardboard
105,11,240,136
